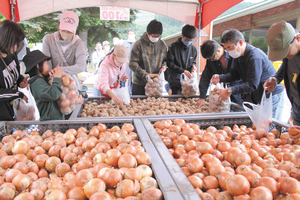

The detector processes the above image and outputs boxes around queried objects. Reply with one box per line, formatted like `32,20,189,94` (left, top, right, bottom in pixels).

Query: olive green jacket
129,32,167,86
30,77,64,121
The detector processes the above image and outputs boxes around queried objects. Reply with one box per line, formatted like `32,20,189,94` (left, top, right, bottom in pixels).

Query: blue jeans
272,92,285,121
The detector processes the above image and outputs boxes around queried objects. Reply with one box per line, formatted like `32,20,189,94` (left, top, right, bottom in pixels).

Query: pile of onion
154,119,300,199
0,122,162,200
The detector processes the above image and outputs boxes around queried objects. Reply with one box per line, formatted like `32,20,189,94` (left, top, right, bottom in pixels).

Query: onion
30,178,50,193
37,169,48,178
75,169,93,187
55,163,71,177
41,140,53,151
34,154,49,168
27,172,38,181
187,157,203,173
104,149,121,166
0,186,16,200
261,167,281,180
279,177,300,195
67,186,86,200
135,152,151,165
118,154,137,168
244,170,261,187
13,162,28,174
141,187,163,200
116,179,139,198
89,191,112,200
5,168,22,183
226,174,250,196
12,140,29,155
0,156,16,169
14,192,35,200
250,186,273,200
83,178,106,199
202,175,219,191
140,177,158,192
14,154,27,163
188,175,203,189
124,168,142,181
45,156,61,172
45,189,67,200
63,153,77,166
136,165,153,179
1,142,14,155
99,168,123,188
12,174,32,191
30,188,44,200
48,145,61,157
63,133,76,145
258,177,279,196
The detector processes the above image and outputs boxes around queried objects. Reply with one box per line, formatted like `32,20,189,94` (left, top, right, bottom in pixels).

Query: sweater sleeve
199,62,213,99
60,40,86,76
166,44,185,74
98,65,111,94
129,42,149,81
42,35,53,70
33,78,62,101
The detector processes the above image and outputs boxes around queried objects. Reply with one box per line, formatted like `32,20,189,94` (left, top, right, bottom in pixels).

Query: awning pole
10,0,16,22
197,0,210,84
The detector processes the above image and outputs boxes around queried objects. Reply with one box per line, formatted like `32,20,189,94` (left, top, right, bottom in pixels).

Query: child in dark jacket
23,50,64,121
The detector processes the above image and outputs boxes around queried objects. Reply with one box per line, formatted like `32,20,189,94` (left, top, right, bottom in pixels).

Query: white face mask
149,36,159,43
228,43,241,58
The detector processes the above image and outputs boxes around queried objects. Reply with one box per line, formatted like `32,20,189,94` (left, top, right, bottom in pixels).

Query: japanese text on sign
100,6,130,21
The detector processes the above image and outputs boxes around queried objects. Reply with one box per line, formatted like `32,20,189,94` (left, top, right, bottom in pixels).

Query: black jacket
275,58,300,105
220,44,284,104
199,52,233,99
166,38,197,87
0,53,25,121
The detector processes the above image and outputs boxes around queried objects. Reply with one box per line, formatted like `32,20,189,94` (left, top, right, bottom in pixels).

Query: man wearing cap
265,21,300,127
129,19,167,95
42,10,86,91
211,29,284,121
94,45,129,106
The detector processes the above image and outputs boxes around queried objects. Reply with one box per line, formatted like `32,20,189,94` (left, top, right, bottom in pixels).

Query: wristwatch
227,88,232,95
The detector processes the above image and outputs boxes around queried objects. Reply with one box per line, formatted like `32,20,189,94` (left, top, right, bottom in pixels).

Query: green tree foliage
17,7,138,49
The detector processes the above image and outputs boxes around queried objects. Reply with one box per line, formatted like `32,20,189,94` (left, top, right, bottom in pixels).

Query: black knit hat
24,50,51,74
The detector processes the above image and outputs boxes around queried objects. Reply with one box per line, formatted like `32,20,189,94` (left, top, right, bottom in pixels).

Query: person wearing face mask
210,29,284,121
103,41,111,56
94,45,129,106
165,25,197,94
42,11,86,91
197,39,243,107
264,21,300,128
122,30,136,95
129,20,167,95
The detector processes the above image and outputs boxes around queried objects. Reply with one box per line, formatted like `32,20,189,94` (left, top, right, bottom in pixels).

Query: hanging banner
100,6,130,21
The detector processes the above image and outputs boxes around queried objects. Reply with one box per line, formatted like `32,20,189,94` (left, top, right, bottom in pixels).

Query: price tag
100,6,130,21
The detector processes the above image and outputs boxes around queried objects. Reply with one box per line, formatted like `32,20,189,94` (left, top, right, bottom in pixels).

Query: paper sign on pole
100,6,130,21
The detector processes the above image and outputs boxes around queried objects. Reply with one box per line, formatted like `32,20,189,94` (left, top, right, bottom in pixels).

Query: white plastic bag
209,83,231,113
57,74,83,115
145,73,164,97
243,89,272,138
19,87,40,120
111,81,130,105
13,98,36,121
181,73,198,98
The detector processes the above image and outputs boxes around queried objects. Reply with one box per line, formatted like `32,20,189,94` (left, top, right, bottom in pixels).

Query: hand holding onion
288,119,300,139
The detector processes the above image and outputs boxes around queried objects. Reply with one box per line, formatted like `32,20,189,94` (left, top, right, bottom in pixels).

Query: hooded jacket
0,53,25,121
129,32,167,87
94,53,127,93
42,31,86,90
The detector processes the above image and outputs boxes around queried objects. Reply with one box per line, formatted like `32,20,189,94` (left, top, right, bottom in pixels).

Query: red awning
0,0,20,22
195,0,243,28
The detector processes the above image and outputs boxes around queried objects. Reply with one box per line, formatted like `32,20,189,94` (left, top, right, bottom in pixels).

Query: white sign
100,6,130,21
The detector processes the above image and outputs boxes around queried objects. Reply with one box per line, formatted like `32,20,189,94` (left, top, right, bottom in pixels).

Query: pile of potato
181,77,198,98
80,97,210,118
145,77,164,97
209,87,230,113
